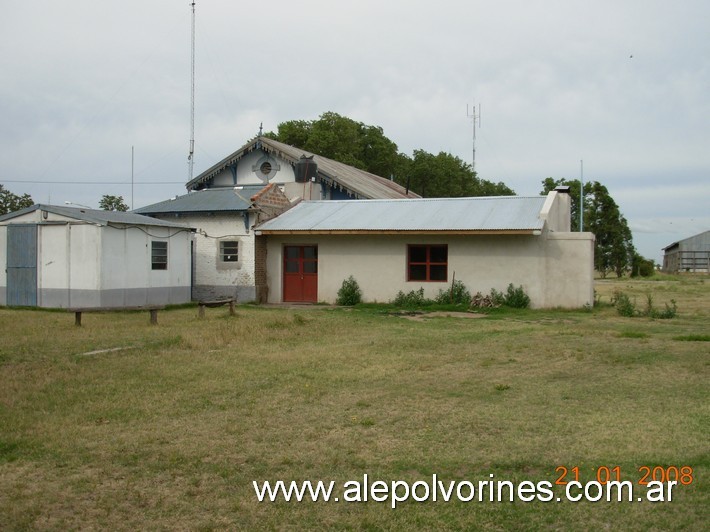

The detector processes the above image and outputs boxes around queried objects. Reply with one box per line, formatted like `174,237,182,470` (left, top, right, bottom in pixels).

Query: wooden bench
198,298,236,318
69,306,165,326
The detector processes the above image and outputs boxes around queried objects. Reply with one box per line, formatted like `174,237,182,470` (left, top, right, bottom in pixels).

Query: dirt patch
398,311,487,321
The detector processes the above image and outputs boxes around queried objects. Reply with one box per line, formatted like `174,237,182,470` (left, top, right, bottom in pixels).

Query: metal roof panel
257,196,547,233
134,186,267,214
0,204,192,228
186,137,417,200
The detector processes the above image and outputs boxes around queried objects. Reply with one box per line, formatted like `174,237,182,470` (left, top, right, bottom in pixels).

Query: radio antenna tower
466,102,481,173
188,1,196,181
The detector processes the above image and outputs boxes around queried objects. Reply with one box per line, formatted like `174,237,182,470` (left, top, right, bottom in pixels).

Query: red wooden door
283,245,318,302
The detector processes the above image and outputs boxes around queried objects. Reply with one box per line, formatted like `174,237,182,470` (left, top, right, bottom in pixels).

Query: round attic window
253,154,280,182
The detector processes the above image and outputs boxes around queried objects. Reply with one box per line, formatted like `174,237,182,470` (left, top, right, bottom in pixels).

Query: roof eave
256,229,541,236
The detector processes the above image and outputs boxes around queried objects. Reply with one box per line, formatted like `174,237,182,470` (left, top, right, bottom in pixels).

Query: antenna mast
580,159,584,232
188,1,196,181
466,102,481,173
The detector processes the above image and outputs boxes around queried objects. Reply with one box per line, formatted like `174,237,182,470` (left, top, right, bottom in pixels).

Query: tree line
265,111,514,198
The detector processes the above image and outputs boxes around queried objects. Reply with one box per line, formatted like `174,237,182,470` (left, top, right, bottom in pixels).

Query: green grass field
1,277,708,530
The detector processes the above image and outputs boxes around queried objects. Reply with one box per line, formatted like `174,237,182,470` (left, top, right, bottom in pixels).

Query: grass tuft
673,334,710,342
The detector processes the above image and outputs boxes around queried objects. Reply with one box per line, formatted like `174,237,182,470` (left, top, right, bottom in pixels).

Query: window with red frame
407,245,447,282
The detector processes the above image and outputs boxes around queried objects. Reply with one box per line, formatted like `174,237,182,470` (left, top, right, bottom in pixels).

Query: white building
136,135,415,302
255,189,595,309
0,205,193,308
135,183,291,302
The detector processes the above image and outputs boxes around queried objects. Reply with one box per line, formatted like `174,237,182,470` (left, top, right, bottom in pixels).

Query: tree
0,184,34,216
403,150,514,198
631,253,655,277
267,111,515,198
99,195,129,212
541,178,635,278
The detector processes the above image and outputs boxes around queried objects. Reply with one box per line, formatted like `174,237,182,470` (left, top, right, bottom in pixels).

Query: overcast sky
2,0,708,262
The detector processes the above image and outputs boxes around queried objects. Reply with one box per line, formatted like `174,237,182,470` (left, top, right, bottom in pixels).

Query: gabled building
0,205,193,308
255,188,595,308
662,230,710,273
186,135,417,201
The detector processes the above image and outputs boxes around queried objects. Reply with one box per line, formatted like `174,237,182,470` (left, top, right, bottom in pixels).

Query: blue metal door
7,224,38,306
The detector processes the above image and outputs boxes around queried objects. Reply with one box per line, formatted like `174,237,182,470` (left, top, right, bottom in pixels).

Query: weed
613,291,637,317
613,290,677,319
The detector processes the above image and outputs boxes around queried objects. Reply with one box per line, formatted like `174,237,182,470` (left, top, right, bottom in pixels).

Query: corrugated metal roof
134,186,267,214
256,196,547,233
186,137,418,200
0,204,192,228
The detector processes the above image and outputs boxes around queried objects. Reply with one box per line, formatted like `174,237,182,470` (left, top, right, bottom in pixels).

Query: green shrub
435,280,472,305
613,291,637,317
393,288,430,307
336,275,362,306
631,253,656,277
489,288,505,307
503,283,530,309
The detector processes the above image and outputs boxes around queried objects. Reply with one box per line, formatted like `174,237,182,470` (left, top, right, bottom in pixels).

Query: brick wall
254,235,268,303
252,183,293,223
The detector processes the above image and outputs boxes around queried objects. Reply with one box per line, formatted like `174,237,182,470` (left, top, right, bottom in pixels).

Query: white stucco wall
265,230,594,309
540,191,571,232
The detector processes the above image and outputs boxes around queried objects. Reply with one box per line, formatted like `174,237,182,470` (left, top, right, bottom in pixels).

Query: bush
503,283,530,309
435,280,472,305
336,275,362,306
489,288,505,307
393,288,430,307
631,253,656,278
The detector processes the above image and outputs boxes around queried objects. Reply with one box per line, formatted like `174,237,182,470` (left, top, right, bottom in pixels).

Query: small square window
151,241,168,270
407,245,447,282
220,240,239,262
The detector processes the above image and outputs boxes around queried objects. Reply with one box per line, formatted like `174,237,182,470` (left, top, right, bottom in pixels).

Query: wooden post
74,311,82,326
229,300,235,316
199,304,205,318
149,309,158,325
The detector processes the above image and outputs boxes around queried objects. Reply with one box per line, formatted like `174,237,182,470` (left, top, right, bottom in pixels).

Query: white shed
0,205,194,308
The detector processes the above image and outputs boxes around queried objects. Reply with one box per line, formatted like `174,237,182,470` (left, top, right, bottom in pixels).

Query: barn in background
662,230,710,273
0,205,193,308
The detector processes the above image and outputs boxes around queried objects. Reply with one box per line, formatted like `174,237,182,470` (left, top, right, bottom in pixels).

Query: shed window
220,240,239,262
407,245,447,282
151,241,168,270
